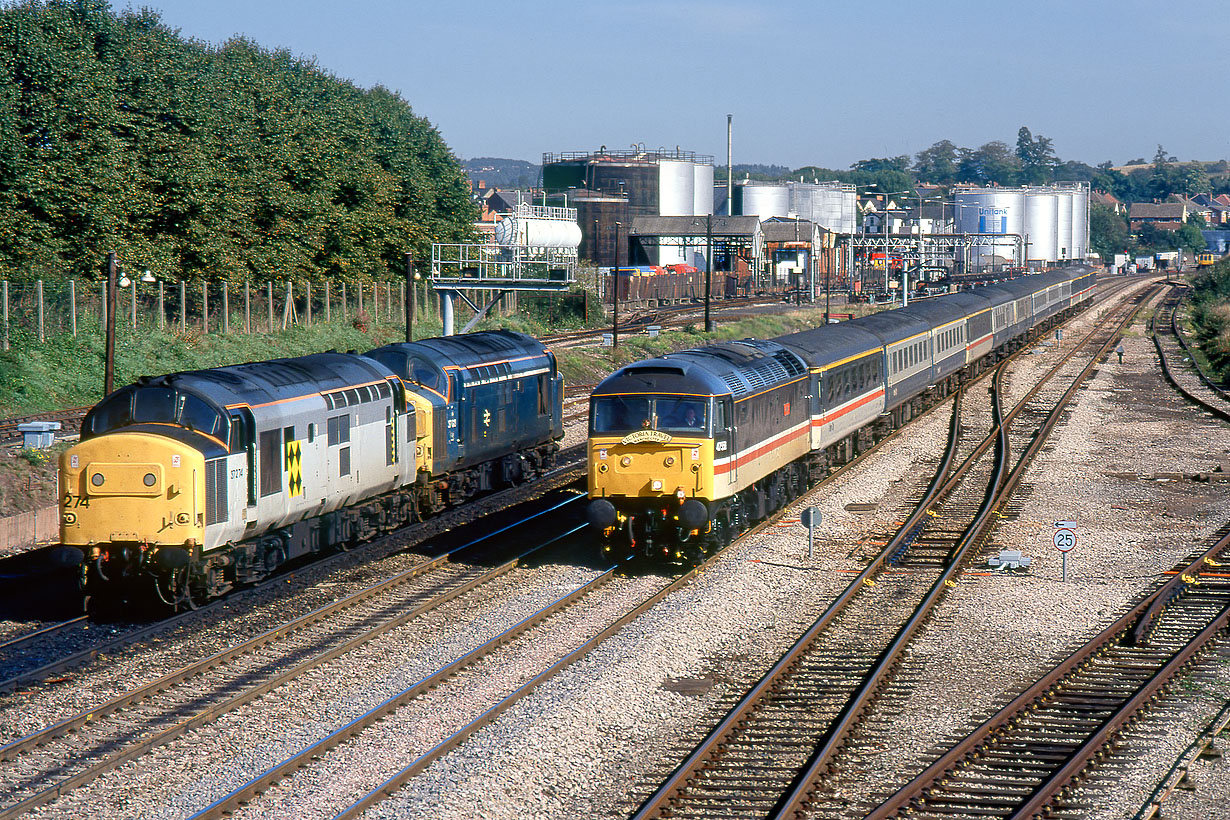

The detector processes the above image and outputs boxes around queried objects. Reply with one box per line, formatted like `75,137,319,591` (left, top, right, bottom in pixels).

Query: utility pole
704,214,713,331
612,222,621,348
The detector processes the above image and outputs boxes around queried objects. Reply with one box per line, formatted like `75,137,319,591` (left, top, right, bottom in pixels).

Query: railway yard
0,275,1228,819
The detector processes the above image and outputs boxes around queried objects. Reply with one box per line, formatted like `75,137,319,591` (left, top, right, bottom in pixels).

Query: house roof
1129,203,1187,219
761,218,818,242
630,215,761,237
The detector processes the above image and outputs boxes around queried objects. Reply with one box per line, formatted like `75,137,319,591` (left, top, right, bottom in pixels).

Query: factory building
542,148,714,268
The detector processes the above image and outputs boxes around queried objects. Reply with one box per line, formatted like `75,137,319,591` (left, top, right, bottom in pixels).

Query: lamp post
404,253,421,342
104,252,117,397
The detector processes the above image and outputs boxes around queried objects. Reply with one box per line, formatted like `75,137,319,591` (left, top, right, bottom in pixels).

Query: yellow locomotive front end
586,391,727,563
59,431,205,583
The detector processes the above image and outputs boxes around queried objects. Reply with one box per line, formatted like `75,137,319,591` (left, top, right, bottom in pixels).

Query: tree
1015,127,1057,185
912,140,958,184
958,142,1019,186
1089,203,1129,260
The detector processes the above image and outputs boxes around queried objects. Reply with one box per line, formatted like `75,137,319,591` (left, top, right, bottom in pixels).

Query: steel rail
778,281,1163,819
633,282,1156,819
0,616,88,654
1151,287,1230,422
861,528,1230,820
0,456,585,695
0,512,587,819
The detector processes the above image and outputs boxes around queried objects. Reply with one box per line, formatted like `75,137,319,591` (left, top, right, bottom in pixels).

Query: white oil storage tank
1070,185,1088,260
1024,190,1058,263
1055,189,1074,262
658,159,696,216
790,182,857,234
494,214,582,248
735,182,790,218
954,189,1024,265
693,163,714,216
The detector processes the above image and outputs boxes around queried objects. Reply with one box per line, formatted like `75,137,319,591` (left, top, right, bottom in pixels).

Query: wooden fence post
36,279,44,342
245,282,251,334
267,281,273,331
222,283,229,334
179,280,186,332
306,281,312,327
325,281,331,323
70,279,77,337
202,281,209,334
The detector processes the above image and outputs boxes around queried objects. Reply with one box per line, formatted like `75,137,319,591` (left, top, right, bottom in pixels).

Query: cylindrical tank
1070,187,1088,260
494,217,582,248
734,183,789,218
954,189,1024,265
790,183,857,234
658,160,696,217
693,163,714,215
1055,190,1074,263
1024,191,1058,263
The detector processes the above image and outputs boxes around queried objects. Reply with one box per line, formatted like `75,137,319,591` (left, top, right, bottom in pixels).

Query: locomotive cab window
591,396,651,434
658,398,706,432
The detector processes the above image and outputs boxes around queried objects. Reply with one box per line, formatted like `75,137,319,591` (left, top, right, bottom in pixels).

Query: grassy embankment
1188,258,1230,383
0,301,856,516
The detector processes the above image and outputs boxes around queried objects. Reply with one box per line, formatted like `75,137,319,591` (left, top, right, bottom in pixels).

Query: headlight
144,473,157,487
91,473,105,487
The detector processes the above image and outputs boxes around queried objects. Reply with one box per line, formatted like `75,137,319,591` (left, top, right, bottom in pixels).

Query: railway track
0,493,592,818
628,280,1160,819
1151,283,1230,422
172,316,987,820
0,446,586,692
864,524,1230,820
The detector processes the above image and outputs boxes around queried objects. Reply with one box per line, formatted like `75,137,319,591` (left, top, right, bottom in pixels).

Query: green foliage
0,1,476,286
1190,258,1230,380
0,309,407,414
1089,203,1130,260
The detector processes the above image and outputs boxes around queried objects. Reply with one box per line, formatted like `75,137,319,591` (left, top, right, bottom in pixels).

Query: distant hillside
463,157,541,189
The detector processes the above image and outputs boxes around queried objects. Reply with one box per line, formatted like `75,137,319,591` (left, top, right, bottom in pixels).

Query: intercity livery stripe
712,385,887,476
714,418,811,475
966,332,993,351
812,387,885,427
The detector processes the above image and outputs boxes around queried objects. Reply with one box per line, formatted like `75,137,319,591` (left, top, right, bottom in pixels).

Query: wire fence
0,278,440,349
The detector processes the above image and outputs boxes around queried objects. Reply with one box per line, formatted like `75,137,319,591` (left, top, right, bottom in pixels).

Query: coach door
229,407,258,510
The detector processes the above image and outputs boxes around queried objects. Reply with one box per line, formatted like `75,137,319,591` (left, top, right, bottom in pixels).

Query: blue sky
129,0,1230,170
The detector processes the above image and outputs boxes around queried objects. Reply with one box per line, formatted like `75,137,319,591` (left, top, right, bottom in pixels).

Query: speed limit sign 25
1053,528,1077,552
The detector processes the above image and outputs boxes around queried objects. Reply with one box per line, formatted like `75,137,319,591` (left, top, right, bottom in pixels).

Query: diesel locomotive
57,330,563,608
585,267,1097,564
